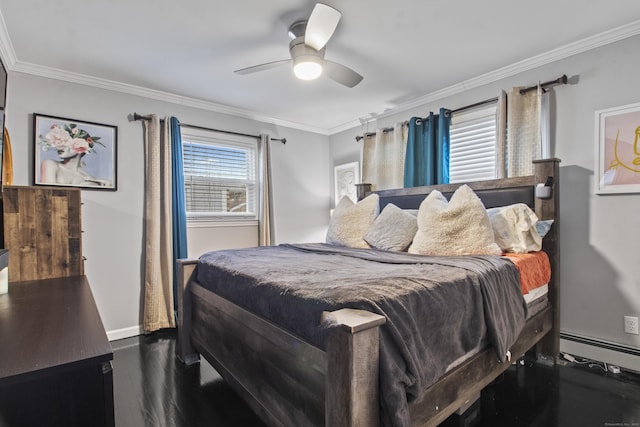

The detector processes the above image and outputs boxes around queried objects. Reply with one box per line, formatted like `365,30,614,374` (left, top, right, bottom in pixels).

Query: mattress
502,251,551,319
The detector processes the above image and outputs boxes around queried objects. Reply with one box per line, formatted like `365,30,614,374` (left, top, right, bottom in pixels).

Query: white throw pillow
326,194,380,248
408,185,502,256
364,203,418,251
486,203,543,253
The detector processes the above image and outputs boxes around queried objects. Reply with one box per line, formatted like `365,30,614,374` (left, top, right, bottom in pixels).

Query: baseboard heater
560,331,640,357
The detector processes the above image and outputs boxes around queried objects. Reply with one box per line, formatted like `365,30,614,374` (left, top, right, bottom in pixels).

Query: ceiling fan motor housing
289,37,325,61
288,20,307,40
290,38,324,80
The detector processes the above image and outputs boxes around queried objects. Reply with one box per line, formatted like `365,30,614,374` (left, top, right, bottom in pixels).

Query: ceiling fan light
293,57,323,80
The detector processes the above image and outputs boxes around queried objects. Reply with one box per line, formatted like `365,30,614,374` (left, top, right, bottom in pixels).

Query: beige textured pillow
364,203,418,251
487,203,542,253
408,185,502,256
326,194,380,248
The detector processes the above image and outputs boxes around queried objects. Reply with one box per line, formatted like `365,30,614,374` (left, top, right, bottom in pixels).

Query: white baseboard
560,337,640,373
107,325,143,342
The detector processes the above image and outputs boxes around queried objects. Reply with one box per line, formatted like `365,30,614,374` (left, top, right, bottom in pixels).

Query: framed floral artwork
34,113,117,190
595,102,640,194
334,161,359,205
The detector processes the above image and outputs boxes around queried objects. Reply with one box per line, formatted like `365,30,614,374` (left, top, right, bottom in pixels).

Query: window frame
180,127,259,224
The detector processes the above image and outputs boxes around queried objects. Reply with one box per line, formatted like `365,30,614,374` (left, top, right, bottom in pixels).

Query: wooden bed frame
177,158,560,427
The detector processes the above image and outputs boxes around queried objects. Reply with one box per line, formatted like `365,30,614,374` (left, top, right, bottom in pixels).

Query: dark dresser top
0,275,113,385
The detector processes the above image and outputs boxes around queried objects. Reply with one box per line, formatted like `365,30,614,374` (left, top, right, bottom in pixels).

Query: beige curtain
258,134,274,246
506,84,548,176
361,122,408,190
142,115,175,333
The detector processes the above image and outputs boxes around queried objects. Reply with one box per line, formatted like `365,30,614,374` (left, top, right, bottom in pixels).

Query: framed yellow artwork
595,102,640,194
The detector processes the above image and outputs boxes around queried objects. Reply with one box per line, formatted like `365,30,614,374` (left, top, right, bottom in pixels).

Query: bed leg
177,259,200,365
324,308,386,427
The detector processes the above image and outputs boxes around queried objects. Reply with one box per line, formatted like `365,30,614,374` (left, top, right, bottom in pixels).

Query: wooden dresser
0,186,113,426
0,275,114,427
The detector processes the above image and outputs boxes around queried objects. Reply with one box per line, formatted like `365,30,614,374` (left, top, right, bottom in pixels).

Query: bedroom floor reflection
112,330,640,427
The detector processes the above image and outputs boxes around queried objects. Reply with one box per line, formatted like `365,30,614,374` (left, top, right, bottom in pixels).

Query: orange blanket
503,252,551,295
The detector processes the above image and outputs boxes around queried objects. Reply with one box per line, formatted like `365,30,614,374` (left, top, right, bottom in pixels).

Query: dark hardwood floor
112,330,640,427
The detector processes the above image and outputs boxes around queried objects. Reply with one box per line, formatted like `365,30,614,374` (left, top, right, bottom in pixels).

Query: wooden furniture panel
0,275,114,427
2,185,83,281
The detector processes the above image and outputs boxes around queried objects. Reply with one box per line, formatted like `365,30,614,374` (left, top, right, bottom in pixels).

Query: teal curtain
403,108,451,187
170,116,187,313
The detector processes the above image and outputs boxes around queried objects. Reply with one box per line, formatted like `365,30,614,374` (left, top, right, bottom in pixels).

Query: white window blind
181,128,257,221
449,105,497,183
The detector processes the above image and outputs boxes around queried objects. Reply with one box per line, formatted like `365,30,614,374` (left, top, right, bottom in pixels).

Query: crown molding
329,18,640,134
0,7,16,68
0,14,639,136
9,60,330,135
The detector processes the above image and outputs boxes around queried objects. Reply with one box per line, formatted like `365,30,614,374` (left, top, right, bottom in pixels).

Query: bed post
176,258,200,365
324,308,386,427
533,158,561,359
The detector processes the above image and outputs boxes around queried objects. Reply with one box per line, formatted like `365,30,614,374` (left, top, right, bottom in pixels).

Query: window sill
187,219,259,229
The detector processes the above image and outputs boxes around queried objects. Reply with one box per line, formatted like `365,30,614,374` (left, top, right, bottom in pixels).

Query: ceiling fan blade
305,3,341,51
323,60,363,88
234,59,291,75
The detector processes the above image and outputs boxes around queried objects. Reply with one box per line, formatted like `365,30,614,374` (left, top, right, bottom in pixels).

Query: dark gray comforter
196,243,526,427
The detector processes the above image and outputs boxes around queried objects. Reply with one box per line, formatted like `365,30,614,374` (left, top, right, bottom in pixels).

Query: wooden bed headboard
370,160,558,216
376,182,534,210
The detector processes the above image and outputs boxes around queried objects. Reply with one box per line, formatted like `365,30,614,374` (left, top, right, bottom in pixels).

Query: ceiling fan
234,3,363,88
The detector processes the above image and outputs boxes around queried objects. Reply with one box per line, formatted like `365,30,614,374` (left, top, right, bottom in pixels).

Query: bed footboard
176,259,387,427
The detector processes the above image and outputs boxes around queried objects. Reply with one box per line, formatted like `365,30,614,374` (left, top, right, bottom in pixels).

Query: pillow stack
326,185,549,255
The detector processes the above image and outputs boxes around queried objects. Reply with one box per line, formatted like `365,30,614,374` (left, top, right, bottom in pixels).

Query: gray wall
330,35,640,370
6,72,331,339
5,34,639,370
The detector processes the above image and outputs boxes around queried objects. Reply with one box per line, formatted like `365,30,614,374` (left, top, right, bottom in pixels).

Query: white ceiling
1,1,640,134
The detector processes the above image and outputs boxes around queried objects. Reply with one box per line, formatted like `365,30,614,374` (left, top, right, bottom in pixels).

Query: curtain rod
355,74,568,142
131,113,286,144
520,74,568,95
449,74,568,115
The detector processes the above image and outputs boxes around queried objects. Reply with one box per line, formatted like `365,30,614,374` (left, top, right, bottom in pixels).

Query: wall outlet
624,316,639,335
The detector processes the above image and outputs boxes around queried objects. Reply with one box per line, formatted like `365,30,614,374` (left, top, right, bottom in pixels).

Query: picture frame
595,102,640,194
334,161,359,205
34,113,117,190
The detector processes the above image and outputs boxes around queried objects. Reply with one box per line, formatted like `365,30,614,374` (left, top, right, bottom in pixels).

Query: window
449,104,498,183
181,128,258,221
